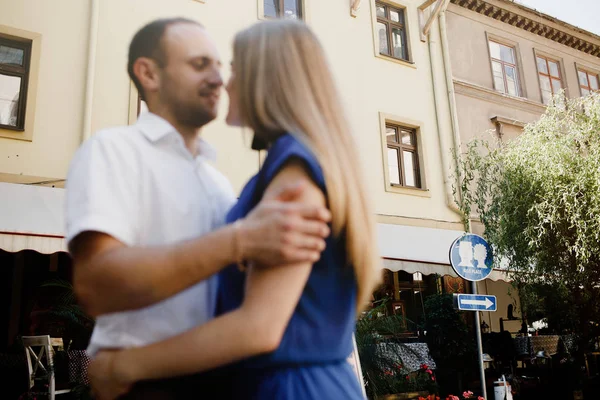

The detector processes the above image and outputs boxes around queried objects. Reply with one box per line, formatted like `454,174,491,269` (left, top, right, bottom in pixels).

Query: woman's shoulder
268,133,314,161
263,133,325,190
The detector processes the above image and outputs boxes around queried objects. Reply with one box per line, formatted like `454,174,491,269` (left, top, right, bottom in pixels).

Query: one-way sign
454,294,497,312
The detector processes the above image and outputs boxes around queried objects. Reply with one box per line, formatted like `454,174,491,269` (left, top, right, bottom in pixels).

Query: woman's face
225,63,242,127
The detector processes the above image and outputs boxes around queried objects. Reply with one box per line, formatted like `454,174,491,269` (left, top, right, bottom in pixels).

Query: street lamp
481,320,490,334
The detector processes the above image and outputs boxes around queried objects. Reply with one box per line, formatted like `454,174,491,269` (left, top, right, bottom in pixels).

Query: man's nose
207,67,224,88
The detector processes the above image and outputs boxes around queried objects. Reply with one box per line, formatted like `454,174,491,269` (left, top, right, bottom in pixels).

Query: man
66,18,330,397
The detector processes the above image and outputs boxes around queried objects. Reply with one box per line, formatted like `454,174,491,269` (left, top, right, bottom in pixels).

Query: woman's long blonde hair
233,20,382,310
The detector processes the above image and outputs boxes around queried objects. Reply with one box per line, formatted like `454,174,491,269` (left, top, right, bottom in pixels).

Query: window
488,40,520,96
0,37,31,130
536,56,562,104
386,124,420,188
577,69,599,96
264,0,302,19
376,1,409,61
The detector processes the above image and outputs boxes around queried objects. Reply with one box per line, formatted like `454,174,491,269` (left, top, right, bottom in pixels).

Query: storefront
0,183,86,398
377,223,520,334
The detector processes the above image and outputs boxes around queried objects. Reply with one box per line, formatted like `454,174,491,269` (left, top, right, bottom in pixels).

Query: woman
89,20,381,399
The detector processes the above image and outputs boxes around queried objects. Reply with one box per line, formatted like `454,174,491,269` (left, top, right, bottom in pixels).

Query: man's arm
71,183,330,317
87,162,324,398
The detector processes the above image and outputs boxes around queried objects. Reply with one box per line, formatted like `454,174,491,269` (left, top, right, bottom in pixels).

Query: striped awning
383,258,512,282
0,182,66,254
0,232,66,254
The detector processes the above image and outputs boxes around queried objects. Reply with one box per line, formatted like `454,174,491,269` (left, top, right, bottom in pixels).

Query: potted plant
420,294,476,397
356,298,438,399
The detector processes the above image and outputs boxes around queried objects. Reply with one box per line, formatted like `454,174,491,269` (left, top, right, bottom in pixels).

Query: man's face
157,23,223,128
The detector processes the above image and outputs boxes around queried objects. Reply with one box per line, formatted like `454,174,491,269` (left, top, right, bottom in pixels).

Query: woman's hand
88,350,133,400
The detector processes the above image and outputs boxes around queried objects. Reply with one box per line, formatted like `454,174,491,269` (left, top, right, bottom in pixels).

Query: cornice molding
451,0,600,59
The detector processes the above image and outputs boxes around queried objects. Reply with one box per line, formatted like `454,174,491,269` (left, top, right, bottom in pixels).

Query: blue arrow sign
455,294,497,312
449,234,494,282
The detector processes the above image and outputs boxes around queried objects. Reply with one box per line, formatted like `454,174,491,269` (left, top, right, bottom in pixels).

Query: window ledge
490,116,525,128
453,79,546,114
375,53,416,69
0,125,25,132
386,184,431,197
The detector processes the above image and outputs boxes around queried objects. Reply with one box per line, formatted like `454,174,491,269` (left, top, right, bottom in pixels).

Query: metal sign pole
471,280,487,400
450,233,496,400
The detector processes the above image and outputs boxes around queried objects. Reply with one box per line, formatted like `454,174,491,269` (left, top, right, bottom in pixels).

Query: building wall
446,1,600,148
477,279,522,333
445,0,600,333
0,0,89,183
0,0,463,230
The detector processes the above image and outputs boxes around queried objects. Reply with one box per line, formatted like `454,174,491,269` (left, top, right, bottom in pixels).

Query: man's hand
239,180,331,266
89,350,133,400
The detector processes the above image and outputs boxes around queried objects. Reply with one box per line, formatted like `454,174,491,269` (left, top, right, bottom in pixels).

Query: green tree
454,93,600,377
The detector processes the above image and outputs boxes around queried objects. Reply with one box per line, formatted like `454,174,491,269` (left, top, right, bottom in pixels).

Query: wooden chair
22,335,72,400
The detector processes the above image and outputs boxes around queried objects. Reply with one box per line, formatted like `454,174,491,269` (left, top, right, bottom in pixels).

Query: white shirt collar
136,112,217,162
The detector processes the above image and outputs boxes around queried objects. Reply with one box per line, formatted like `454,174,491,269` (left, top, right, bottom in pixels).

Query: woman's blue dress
215,133,364,399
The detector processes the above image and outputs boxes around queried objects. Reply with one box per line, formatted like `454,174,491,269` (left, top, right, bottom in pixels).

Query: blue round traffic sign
449,234,493,282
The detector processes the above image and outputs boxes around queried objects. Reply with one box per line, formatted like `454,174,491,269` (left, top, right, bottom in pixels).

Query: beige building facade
446,0,600,333
0,0,474,343
2,0,595,343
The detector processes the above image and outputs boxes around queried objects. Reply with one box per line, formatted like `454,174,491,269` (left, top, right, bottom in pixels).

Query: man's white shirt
65,112,236,356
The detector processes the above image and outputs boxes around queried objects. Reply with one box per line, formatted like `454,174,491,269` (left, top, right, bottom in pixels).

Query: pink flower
478,397,484,400
463,391,474,399
426,369,433,375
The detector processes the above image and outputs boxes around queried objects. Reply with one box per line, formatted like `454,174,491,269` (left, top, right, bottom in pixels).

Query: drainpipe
81,0,99,143
439,8,464,202
424,0,462,215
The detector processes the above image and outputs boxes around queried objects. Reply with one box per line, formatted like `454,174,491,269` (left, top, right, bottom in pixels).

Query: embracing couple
66,17,380,399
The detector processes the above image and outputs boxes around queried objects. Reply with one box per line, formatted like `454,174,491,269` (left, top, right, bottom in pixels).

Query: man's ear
134,57,161,96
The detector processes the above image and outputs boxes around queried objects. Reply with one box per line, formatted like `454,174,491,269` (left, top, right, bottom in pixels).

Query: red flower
426,369,433,375
463,391,474,399
384,369,394,376
421,363,429,370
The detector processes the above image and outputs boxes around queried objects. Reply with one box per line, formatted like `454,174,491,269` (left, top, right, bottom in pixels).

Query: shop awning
0,182,67,254
383,258,512,282
378,223,512,282
377,223,464,264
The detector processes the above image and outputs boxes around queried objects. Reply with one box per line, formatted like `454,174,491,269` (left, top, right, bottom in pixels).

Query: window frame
262,0,303,20
379,113,428,196
487,39,521,97
535,55,563,104
577,68,599,96
385,123,421,189
0,36,32,131
375,1,409,62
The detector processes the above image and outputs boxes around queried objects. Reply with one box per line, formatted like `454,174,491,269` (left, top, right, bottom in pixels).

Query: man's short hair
128,18,203,101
